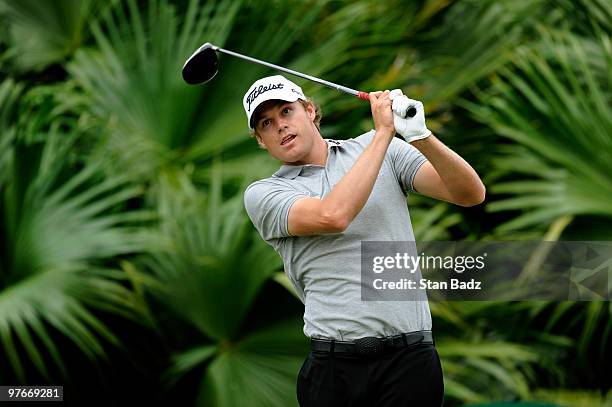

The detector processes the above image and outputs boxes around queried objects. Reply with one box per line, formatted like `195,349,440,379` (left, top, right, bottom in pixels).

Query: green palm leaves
0,0,102,72
140,168,307,406
0,81,153,382
145,169,281,339
465,27,612,233
67,0,243,177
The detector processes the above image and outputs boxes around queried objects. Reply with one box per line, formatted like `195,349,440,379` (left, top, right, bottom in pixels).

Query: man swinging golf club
243,75,485,406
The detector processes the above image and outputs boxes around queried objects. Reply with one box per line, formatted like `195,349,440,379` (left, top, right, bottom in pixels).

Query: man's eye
262,119,270,128
283,107,291,114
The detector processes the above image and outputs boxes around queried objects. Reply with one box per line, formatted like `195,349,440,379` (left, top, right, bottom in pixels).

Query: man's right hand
369,90,396,140
287,91,398,236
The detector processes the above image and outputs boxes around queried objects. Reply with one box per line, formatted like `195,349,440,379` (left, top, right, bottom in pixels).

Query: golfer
243,75,485,406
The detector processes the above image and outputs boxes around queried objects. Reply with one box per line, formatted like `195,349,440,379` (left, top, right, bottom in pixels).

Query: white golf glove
389,89,431,143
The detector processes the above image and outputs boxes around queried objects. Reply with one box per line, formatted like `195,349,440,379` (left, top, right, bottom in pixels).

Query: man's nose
276,120,289,133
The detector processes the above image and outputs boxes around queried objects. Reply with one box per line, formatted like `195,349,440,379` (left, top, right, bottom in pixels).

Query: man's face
253,100,319,165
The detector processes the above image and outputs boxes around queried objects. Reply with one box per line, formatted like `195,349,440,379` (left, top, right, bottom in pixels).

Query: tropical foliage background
0,0,610,406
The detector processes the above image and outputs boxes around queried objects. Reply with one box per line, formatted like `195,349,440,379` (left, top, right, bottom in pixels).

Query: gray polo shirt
244,130,432,341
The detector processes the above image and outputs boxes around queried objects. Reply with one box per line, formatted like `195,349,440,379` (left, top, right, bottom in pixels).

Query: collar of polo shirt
272,139,345,179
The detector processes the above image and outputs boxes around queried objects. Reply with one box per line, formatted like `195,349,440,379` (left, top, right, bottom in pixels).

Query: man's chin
275,150,304,165
281,155,306,166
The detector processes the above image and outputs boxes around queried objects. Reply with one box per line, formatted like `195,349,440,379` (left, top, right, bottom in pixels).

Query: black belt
310,331,433,357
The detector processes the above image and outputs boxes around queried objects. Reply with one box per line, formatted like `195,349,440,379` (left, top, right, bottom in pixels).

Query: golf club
182,42,417,118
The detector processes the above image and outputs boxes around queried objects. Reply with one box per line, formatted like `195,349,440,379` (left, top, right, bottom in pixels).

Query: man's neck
284,134,328,167
306,136,328,166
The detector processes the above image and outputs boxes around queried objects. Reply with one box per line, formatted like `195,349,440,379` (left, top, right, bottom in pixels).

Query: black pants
297,343,444,406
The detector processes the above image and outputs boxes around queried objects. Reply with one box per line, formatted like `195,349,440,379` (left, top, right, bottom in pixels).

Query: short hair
249,98,322,138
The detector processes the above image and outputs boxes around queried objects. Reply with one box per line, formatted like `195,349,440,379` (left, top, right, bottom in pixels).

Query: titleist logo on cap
246,83,284,112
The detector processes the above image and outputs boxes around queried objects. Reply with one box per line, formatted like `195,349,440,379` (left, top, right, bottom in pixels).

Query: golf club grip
357,92,417,118
357,91,370,100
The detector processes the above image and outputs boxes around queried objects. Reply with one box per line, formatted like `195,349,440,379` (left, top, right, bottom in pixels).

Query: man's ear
306,102,316,122
254,133,267,150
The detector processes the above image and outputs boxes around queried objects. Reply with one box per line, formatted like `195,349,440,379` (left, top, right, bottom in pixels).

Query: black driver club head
182,42,218,85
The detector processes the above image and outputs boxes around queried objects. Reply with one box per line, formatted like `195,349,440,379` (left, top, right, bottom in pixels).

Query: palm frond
67,0,243,178
1,119,154,381
411,200,463,241
141,165,281,340
418,0,549,106
0,79,23,188
0,0,106,71
532,387,612,407
463,28,612,234
438,338,539,402
198,318,307,407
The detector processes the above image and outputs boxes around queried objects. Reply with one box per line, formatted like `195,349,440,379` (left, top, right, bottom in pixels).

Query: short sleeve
387,137,428,194
244,181,308,241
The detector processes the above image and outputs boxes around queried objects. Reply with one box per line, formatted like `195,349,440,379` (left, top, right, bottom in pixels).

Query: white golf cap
243,75,306,129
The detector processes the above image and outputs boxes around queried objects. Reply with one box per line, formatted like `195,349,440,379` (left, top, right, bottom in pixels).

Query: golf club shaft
212,45,369,100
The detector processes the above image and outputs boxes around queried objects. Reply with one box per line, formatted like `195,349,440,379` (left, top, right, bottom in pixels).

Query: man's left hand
389,89,432,143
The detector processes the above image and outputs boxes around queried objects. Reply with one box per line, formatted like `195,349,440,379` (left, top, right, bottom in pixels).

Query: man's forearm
412,134,485,204
320,131,393,227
